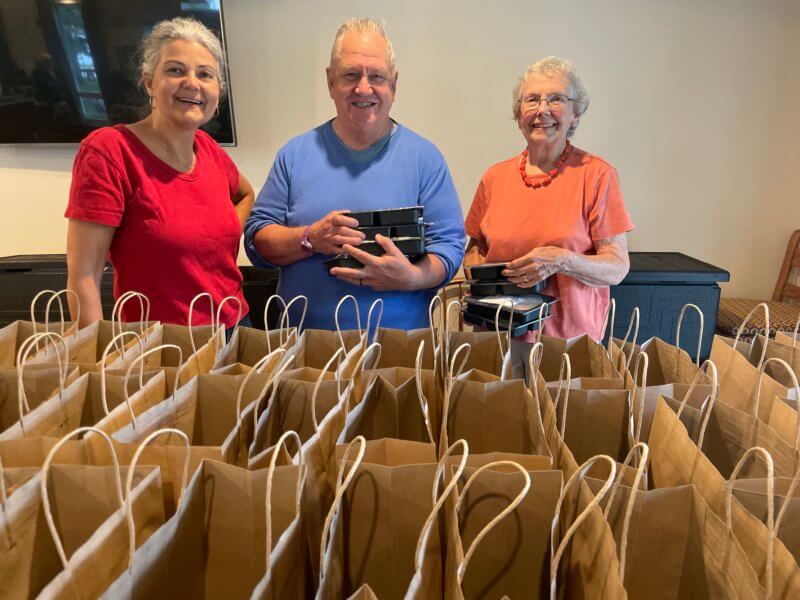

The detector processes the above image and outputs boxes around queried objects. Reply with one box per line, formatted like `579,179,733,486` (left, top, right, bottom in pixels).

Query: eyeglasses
520,93,574,110
338,70,391,87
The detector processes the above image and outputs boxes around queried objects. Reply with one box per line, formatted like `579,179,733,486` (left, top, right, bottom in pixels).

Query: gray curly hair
329,17,397,75
138,17,228,100
512,56,590,138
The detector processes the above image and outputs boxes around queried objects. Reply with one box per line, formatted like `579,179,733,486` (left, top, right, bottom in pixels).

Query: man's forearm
252,224,308,266
408,254,447,290
562,251,629,287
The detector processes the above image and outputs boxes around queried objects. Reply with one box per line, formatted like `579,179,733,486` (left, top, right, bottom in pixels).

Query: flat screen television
0,0,235,144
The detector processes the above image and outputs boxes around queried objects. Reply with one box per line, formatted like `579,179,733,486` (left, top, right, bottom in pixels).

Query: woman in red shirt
65,17,253,329
464,56,633,340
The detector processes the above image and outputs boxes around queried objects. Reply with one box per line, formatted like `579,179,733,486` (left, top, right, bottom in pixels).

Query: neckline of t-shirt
518,145,585,179
326,119,402,154
117,124,200,181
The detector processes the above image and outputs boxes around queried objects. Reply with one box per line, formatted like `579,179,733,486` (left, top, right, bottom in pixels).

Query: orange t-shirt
464,146,634,340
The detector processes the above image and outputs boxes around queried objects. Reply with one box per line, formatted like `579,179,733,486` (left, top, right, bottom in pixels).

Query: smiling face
326,32,397,143
516,73,578,149
145,39,220,131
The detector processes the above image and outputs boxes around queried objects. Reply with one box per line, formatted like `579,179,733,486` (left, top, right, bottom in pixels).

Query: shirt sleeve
464,175,490,253
588,167,634,241
418,150,466,286
65,143,130,227
244,149,292,269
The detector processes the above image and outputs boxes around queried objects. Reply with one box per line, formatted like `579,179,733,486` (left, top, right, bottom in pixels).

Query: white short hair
512,56,590,138
138,17,228,99
329,17,396,75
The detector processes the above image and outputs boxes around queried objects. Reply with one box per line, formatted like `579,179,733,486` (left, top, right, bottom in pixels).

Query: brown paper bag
227,431,312,600
443,460,559,599
648,396,800,597
103,442,303,599
0,426,164,600
711,303,787,420
590,444,765,599
698,359,799,478
0,360,80,436
539,333,620,383
317,437,457,600
732,470,800,565
248,362,351,470
761,359,800,451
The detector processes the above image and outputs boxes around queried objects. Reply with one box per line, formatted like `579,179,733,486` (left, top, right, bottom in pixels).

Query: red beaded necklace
519,141,571,189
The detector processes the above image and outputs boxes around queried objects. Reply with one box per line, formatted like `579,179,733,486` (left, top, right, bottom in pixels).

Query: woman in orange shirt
464,56,633,340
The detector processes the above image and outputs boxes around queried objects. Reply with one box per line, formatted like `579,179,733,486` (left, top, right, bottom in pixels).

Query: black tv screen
0,0,235,144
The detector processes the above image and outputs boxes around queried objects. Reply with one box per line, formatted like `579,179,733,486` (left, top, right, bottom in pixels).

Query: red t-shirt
465,147,634,340
66,125,248,327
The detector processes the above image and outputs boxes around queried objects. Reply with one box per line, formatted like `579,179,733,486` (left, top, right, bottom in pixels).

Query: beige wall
2,0,799,299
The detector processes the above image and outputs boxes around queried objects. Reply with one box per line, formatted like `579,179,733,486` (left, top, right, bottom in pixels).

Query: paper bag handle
44,290,79,340
630,352,649,444
17,332,68,436
341,342,383,416
310,347,347,433
675,303,704,367
602,442,650,578
550,455,617,600
250,356,296,433
493,302,514,381
413,439,470,571
113,291,151,340
428,294,445,374
234,347,288,420
600,298,616,361
276,295,308,351
675,359,718,451
29,290,62,342
552,353,572,438
265,430,305,567
527,342,545,404
335,295,362,352
725,446,774,599
776,465,800,537
216,296,243,347
754,358,798,448
41,426,123,574
125,428,190,571
319,436,366,578
455,460,531,585
101,331,145,416
365,298,384,345
439,300,463,384
188,292,217,358
732,302,770,368
414,342,436,445
264,295,287,354
123,344,183,428
623,306,640,366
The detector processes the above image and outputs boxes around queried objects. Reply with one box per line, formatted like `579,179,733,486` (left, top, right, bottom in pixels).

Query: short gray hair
512,56,590,138
329,17,397,75
138,17,228,100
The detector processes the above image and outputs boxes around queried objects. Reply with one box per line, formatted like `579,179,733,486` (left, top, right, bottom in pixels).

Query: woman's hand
308,210,365,256
503,246,570,287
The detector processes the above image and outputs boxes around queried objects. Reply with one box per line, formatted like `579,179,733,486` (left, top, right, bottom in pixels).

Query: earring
149,96,155,109
214,105,220,118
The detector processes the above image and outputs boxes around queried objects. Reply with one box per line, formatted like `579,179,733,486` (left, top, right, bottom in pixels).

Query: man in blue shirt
245,17,465,331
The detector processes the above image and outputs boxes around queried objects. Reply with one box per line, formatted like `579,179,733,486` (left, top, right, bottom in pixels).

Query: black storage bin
606,252,729,362
0,255,280,330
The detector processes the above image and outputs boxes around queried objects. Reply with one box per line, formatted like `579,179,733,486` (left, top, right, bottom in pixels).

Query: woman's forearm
562,239,630,287
67,273,104,327
252,223,308,266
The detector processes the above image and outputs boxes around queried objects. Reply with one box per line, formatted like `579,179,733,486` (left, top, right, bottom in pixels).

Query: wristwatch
300,226,315,254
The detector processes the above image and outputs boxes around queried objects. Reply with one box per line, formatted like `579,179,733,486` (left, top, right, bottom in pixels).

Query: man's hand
330,235,423,291
503,246,571,287
308,210,365,255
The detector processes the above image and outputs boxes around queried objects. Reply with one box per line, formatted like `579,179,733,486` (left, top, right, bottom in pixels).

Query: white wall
2,0,799,299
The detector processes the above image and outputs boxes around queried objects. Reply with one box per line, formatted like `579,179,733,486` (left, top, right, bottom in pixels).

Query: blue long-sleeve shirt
245,120,466,331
